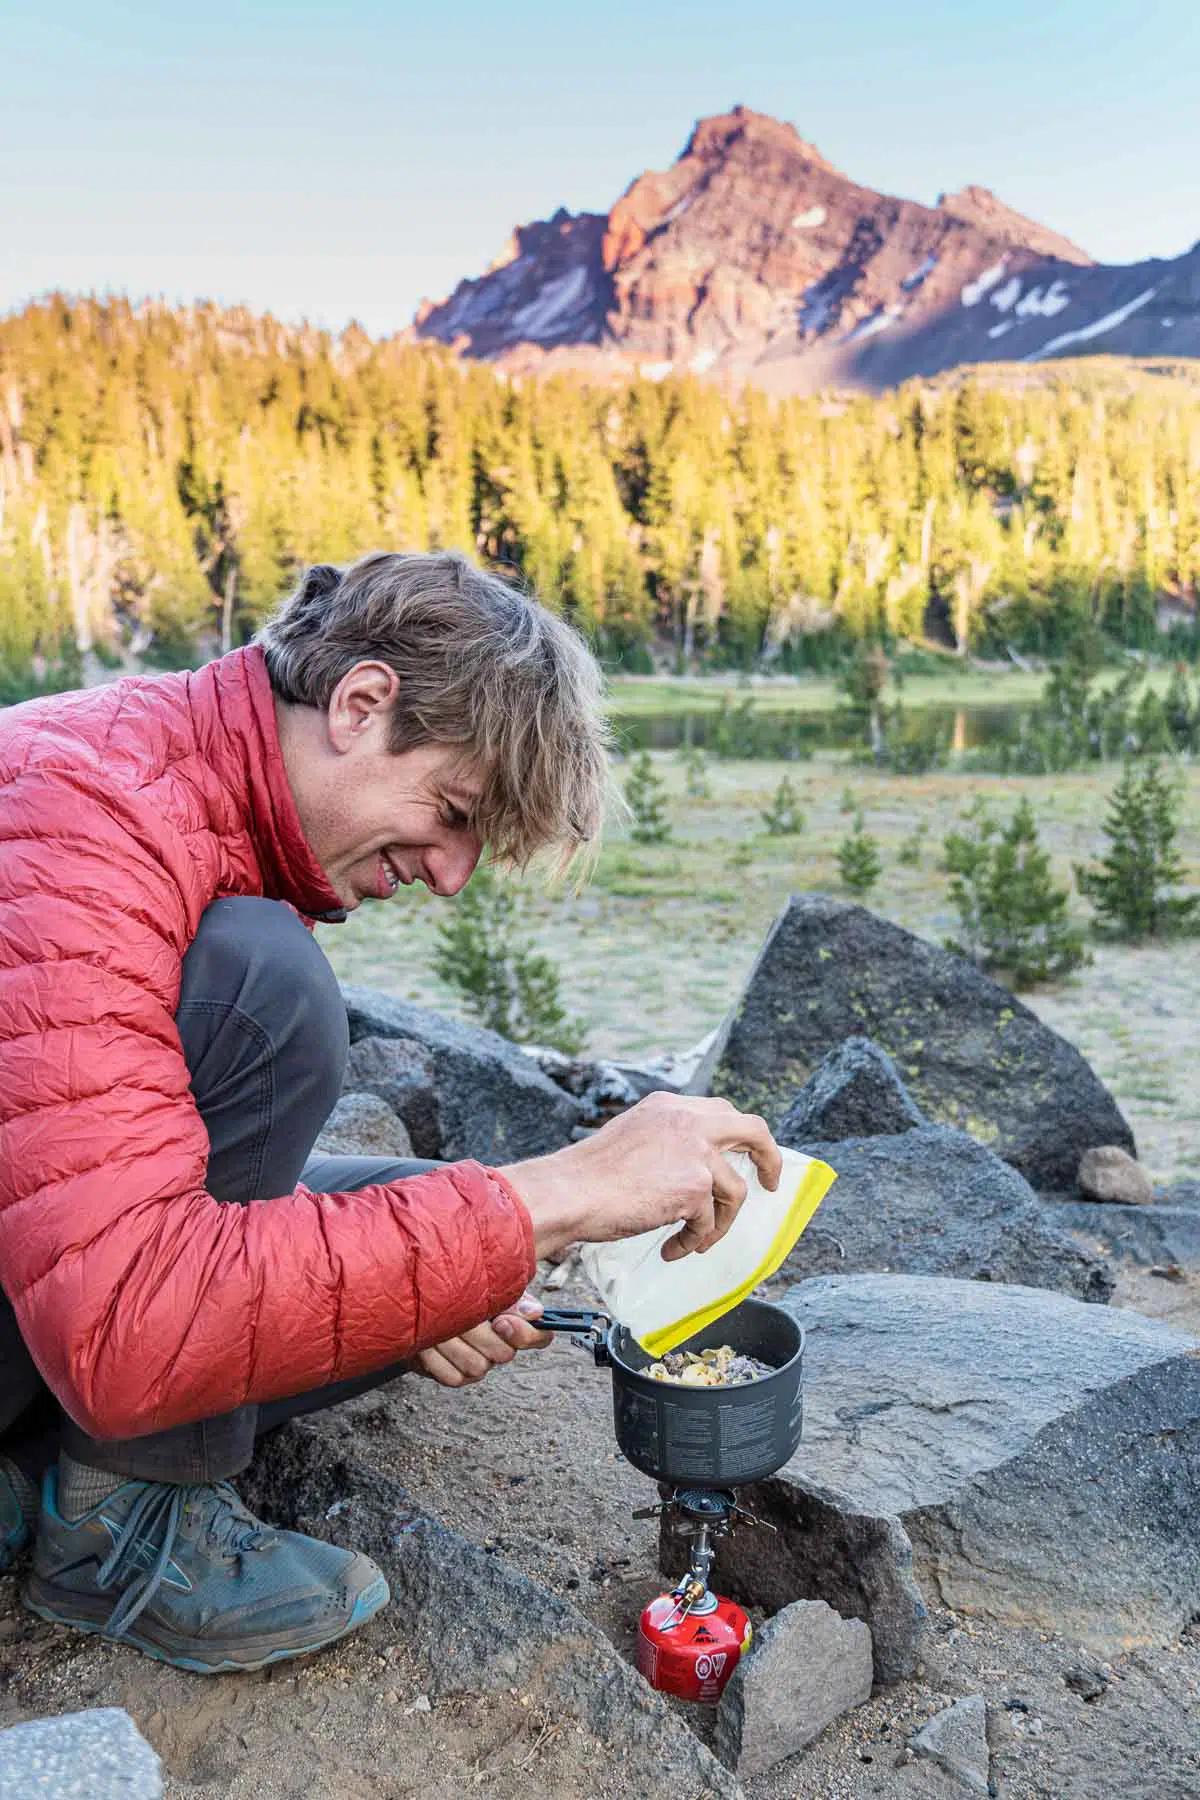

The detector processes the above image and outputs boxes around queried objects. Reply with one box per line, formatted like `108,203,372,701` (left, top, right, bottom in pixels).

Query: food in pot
645,1344,773,1387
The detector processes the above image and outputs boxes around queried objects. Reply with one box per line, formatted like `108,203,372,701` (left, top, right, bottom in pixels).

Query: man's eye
441,805,469,831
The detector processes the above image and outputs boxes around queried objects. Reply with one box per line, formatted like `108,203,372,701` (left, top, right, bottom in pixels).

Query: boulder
342,988,582,1163
313,1092,414,1159
1054,1199,1200,1272
719,1274,1200,1658
910,1695,991,1795
242,1423,741,1800
0,1708,162,1799
1078,1145,1155,1206
776,1126,1114,1303
689,896,1134,1193
712,1598,873,1778
777,1037,927,1143
343,1035,440,1157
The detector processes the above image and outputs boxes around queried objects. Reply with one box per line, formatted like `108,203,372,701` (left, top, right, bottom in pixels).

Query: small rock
0,1708,163,1799
910,1694,990,1795
1064,1664,1108,1701
312,1092,413,1159
777,1037,927,1143
1079,1145,1154,1206
713,1598,873,1779
403,1694,432,1715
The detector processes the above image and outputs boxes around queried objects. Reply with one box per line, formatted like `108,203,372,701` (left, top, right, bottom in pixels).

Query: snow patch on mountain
1024,285,1160,362
961,258,1010,306
511,266,592,337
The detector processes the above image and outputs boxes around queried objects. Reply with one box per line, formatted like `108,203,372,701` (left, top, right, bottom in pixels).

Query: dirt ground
320,753,1200,1186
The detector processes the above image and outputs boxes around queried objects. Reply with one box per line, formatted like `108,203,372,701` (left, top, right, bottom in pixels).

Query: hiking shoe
24,1468,389,1672
0,1457,38,1570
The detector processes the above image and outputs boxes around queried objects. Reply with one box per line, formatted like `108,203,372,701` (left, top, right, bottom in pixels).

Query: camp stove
630,1486,773,1702
534,1299,804,1705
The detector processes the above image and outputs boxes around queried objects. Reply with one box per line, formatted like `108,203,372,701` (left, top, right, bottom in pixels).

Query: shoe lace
97,1481,273,1641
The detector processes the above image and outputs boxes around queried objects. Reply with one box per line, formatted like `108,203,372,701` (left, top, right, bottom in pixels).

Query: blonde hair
257,550,613,870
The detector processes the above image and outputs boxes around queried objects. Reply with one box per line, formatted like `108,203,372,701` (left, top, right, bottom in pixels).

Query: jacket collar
191,646,347,923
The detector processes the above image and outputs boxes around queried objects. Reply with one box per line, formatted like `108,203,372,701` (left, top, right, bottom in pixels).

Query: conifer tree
1076,760,1200,939
943,797,1089,986
760,774,805,835
838,814,882,896
624,751,673,844
433,865,585,1053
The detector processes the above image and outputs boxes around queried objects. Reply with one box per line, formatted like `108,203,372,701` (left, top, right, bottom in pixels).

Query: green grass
604,664,1178,718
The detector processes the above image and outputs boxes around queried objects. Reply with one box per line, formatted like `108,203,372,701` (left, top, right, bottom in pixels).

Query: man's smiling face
275,661,486,912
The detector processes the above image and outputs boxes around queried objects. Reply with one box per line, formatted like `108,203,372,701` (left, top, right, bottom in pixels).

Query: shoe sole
23,1573,390,1674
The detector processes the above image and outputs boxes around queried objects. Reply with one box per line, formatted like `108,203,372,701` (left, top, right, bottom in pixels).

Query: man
0,550,777,1673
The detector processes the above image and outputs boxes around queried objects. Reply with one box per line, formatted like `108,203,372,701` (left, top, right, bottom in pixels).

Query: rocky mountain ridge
415,105,1200,393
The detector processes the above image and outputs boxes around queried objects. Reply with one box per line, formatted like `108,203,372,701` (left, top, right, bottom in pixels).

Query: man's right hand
498,1091,781,1263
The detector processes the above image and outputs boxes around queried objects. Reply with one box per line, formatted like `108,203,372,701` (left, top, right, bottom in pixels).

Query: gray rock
1079,1144,1155,1206
736,1274,1200,1657
713,1599,873,1778
342,988,582,1163
1055,1199,1200,1271
313,1092,414,1159
778,1037,927,1143
524,1047,677,1125
776,1126,1114,1303
344,1035,440,1157
689,895,1134,1193
0,1708,162,1799
243,1423,741,1800
1165,1179,1200,1211
910,1695,990,1795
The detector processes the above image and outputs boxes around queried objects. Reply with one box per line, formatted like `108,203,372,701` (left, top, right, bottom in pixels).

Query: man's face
277,662,486,912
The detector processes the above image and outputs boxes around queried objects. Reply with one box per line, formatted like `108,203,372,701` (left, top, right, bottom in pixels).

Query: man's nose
430,835,483,897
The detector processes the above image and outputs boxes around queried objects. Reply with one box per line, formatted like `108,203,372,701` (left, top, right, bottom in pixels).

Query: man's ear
326,661,399,753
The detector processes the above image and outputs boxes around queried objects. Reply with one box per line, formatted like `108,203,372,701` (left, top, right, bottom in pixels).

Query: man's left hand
411,1292,552,1387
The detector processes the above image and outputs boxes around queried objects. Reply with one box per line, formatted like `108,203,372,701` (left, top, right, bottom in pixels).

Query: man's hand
499,1091,781,1264
411,1291,552,1388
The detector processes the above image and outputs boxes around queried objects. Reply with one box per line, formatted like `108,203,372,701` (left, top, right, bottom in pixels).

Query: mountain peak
681,105,836,174
937,184,1093,266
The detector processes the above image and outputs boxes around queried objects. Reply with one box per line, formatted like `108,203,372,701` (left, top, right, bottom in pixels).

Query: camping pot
536,1297,804,1488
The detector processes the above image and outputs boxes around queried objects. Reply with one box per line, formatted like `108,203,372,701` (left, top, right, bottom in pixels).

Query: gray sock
58,1453,126,1522
0,1456,40,1531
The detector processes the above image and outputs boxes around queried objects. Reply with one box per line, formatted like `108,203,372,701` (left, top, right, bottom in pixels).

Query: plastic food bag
579,1145,836,1355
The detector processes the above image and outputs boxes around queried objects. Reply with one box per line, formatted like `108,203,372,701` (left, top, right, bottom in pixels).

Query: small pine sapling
943,796,1089,987
678,744,712,798
897,820,929,867
433,865,586,1053
839,783,857,815
760,774,805,835
624,750,673,844
838,813,882,896
1076,759,1200,939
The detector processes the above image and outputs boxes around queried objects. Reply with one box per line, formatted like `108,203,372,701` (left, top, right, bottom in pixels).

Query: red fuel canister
637,1591,752,1703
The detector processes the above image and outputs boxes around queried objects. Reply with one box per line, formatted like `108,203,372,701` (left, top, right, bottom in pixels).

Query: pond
613,702,1030,756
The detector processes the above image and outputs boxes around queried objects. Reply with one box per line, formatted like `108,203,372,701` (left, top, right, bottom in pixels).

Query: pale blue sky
2,0,1197,337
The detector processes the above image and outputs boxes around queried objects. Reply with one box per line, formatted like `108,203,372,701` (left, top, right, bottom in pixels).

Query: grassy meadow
318,744,1200,1188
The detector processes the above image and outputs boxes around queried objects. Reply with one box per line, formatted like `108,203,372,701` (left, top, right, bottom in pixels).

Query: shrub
838,814,882,896
760,774,805,835
433,865,586,1053
839,783,857,814
943,797,1089,987
1076,759,1200,939
624,751,673,844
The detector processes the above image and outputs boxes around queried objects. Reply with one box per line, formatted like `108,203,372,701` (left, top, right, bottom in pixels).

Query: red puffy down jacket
0,647,535,1440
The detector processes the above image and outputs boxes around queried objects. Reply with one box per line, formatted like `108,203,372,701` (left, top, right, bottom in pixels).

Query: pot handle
530,1307,612,1365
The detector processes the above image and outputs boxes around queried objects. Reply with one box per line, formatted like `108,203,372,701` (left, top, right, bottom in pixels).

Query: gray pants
0,898,438,1485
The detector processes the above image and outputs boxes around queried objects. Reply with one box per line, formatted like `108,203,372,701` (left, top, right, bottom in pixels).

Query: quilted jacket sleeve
0,765,536,1440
